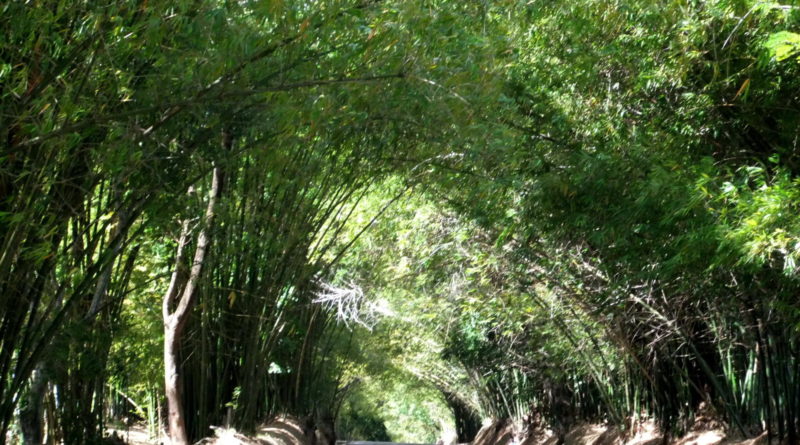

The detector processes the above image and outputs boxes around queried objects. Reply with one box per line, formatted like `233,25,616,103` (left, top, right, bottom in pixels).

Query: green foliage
6,0,800,442
1,0,506,440
327,0,800,439
338,377,451,443
765,31,800,62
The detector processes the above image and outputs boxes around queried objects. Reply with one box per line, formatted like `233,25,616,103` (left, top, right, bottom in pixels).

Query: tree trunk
164,325,189,445
19,367,45,445
163,159,224,445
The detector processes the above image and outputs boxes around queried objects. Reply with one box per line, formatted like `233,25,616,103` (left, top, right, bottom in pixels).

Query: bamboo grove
0,0,496,442
4,1,800,445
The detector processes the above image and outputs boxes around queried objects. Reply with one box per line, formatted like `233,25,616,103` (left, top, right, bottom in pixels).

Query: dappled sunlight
4,0,800,444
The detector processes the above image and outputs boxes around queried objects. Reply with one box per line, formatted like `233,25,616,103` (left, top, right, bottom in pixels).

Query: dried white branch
313,280,388,331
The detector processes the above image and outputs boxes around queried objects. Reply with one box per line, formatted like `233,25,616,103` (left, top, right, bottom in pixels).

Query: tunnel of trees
3,0,800,444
